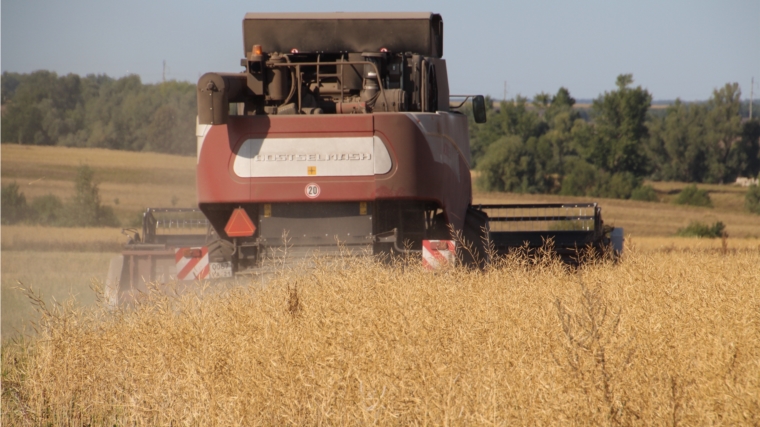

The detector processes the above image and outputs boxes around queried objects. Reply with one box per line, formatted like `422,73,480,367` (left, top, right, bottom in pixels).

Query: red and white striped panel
422,240,456,270
174,247,210,281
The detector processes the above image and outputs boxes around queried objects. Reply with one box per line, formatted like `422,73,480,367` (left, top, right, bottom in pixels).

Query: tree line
2,71,196,155
2,71,759,205
470,75,760,202
1,165,119,227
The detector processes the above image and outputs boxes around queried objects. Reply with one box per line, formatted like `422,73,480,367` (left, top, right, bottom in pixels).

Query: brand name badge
253,153,372,162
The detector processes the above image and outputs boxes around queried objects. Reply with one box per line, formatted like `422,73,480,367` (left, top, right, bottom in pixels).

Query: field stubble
1,251,114,336
2,245,759,425
1,145,197,224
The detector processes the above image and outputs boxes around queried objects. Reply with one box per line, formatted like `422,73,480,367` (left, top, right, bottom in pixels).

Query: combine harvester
106,12,622,304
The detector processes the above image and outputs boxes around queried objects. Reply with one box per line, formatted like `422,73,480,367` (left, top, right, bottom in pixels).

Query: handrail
487,216,596,222
449,94,478,109
475,203,600,233
477,203,598,209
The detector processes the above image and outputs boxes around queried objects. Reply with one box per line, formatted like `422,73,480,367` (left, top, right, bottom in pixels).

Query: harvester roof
242,12,443,57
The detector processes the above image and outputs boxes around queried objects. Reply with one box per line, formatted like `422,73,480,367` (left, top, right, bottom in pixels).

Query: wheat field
3,145,760,424
3,245,759,426
1,251,115,336
1,144,197,224
1,225,125,252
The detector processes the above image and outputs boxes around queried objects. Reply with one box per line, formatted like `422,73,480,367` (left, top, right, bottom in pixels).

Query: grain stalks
2,246,759,425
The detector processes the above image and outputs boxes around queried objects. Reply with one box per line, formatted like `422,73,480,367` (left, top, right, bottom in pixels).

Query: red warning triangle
225,208,256,237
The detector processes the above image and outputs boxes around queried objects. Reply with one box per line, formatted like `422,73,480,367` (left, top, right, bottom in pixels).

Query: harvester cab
106,12,622,304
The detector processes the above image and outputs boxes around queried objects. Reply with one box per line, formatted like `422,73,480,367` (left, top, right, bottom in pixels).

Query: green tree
62,165,119,227
477,135,531,192
593,172,639,199
551,87,576,109
475,88,587,194
704,83,743,183
735,119,760,179
673,184,712,207
532,92,551,115
1,71,22,104
559,158,599,196
2,71,197,155
471,95,547,162
646,100,709,182
580,74,652,176
1,182,28,224
1,71,86,145
746,183,760,215
30,194,64,225
630,185,658,202
559,164,641,199
676,220,725,238
541,87,584,178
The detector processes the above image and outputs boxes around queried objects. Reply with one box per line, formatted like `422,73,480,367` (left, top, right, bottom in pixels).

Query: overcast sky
2,0,758,101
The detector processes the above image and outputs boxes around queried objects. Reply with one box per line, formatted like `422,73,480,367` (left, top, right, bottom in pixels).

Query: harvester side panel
374,112,471,229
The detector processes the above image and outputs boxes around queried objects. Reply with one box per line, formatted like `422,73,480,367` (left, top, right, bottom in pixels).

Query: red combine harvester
106,13,622,304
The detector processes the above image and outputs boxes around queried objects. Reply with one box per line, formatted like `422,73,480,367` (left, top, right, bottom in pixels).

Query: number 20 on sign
305,183,321,198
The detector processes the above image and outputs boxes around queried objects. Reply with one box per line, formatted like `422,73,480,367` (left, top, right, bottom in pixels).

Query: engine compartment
197,13,450,123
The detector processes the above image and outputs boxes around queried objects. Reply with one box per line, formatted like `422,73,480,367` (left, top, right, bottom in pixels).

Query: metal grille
142,208,210,242
477,203,598,232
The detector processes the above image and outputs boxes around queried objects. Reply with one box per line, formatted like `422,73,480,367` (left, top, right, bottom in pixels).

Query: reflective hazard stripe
422,240,456,270
175,247,210,280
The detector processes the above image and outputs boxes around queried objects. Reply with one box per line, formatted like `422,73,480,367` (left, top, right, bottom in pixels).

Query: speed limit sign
305,183,321,198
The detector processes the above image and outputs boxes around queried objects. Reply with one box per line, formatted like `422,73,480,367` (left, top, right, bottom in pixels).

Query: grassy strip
1,241,122,252
1,225,124,252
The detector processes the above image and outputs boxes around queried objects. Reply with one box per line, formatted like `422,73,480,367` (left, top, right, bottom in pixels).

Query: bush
61,165,119,227
559,165,659,202
673,184,712,207
30,194,64,225
560,165,644,200
476,135,550,193
630,185,659,202
593,172,638,199
559,159,598,196
1,167,119,228
746,184,760,215
676,221,726,238
1,182,28,224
